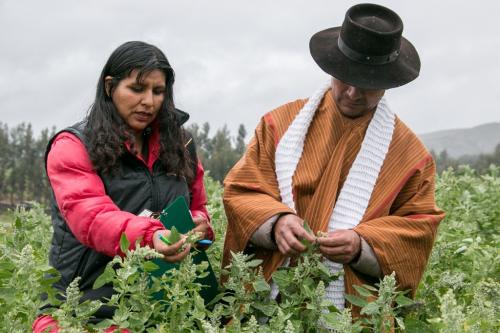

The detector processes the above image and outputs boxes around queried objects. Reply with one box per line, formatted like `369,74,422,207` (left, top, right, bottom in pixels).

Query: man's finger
276,238,289,255
287,235,307,253
294,226,316,243
277,237,298,256
319,244,348,257
316,237,339,247
282,229,307,252
316,233,350,247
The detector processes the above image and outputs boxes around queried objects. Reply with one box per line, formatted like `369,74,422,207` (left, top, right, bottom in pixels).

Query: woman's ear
104,76,113,97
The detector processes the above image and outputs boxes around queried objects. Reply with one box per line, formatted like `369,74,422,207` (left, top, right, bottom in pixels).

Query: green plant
345,272,414,332
1,170,499,332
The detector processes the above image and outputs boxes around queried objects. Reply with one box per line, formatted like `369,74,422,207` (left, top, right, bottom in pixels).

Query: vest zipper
142,164,160,213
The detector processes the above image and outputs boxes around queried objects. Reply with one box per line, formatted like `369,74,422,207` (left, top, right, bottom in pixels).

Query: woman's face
106,69,166,135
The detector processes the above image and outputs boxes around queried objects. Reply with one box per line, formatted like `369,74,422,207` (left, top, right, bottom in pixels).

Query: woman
33,41,213,332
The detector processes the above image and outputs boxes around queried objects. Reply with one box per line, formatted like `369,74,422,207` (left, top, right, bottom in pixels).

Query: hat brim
309,27,420,89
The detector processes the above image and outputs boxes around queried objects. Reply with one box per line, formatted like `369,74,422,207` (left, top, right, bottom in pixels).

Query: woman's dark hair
84,41,193,181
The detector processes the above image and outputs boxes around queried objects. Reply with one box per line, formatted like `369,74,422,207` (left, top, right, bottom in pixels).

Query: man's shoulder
393,117,430,156
261,98,308,136
265,98,308,122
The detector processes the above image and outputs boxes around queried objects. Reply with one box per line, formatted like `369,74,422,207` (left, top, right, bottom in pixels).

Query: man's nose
346,85,361,99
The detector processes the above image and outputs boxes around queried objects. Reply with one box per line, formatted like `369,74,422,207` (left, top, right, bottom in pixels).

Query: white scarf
274,81,395,309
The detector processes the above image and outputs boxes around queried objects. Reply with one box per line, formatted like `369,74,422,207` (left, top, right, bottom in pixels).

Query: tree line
0,122,247,206
0,122,55,206
431,144,500,174
2,120,500,207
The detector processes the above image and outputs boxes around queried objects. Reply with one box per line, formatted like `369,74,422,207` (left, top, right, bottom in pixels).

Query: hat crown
340,4,403,58
309,3,420,89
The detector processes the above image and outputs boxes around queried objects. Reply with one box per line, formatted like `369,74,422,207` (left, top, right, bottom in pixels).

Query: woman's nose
141,90,154,106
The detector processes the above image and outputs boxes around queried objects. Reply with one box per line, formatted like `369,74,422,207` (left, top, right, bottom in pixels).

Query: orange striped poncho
222,88,444,308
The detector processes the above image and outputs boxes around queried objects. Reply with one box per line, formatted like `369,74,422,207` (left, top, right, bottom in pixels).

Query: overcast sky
1,0,498,139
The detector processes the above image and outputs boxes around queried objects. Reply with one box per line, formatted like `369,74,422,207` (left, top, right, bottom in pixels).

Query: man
222,3,444,313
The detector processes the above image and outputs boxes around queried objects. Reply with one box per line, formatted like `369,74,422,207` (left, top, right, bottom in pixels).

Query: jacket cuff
142,221,166,249
250,214,280,250
191,210,210,222
204,224,215,241
349,237,382,278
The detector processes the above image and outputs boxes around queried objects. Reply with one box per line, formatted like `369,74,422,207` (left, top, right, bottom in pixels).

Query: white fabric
271,81,330,300
275,81,331,211
324,97,395,309
273,82,395,310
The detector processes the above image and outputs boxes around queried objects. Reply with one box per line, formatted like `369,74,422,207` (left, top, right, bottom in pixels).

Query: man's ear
104,76,113,97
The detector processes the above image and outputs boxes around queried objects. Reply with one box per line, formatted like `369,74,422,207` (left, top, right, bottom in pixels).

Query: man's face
331,77,385,118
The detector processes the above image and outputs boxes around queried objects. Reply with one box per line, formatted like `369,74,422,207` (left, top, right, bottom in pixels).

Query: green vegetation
0,121,246,208
432,144,500,174
0,168,499,332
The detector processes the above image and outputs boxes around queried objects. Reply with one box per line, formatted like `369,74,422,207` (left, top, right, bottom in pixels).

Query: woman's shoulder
47,130,92,171
50,131,86,153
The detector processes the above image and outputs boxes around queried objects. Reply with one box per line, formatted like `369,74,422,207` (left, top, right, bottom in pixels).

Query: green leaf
404,317,434,332
272,270,292,289
75,300,102,318
251,302,277,317
0,287,16,302
360,301,379,316
0,261,15,272
167,226,181,244
253,279,271,293
353,284,373,297
246,259,263,267
306,302,318,310
143,261,160,272
0,270,12,280
395,294,414,307
222,295,236,304
345,294,368,307
120,233,130,253
89,319,114,330
454,245,467,254
301,220,314,248
395,317,405,330
362,284,378,291
93,267,114,289
303,220,313,235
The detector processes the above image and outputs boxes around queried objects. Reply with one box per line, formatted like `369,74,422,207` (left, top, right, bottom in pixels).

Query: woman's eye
154,89,165,95
130,85,143,93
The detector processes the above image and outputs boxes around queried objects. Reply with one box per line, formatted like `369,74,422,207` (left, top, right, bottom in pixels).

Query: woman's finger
192,215,208,225
163,244,191,263
156,239,184,256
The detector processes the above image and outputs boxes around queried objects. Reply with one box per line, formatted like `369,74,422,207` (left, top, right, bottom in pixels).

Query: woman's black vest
44,111,197,321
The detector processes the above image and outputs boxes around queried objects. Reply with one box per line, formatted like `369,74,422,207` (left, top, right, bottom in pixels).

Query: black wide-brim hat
310,3,420,89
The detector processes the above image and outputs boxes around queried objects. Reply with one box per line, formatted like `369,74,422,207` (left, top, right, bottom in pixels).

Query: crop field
0,166,498,332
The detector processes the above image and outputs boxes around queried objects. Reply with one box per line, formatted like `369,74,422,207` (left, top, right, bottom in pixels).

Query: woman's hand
316,229,361,263
152,230,191,263
192,215,210,239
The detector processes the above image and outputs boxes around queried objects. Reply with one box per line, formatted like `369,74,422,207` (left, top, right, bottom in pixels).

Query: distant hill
419,123,500,158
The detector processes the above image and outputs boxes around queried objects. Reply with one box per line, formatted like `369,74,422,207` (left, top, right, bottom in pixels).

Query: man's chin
339,107,364,118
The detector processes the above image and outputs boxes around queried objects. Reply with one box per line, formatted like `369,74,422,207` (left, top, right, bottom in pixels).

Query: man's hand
273,214,316,256
153,230,191,263
316,229,361,263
